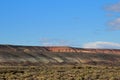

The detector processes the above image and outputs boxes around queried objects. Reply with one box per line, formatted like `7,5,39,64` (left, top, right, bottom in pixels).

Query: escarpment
0,44,120,66
0,45,120,54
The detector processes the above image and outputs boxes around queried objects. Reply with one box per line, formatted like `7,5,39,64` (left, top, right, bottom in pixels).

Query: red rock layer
46,46,120,54
0,45,120,54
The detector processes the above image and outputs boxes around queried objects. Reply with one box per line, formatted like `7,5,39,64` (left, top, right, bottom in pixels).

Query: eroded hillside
0,44,120,66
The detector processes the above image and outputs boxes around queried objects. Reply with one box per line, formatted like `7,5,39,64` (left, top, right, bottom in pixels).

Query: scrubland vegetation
0,45,120,79
0,65,120,80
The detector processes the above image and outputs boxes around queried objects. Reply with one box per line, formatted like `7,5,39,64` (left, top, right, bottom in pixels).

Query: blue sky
0,0,120,48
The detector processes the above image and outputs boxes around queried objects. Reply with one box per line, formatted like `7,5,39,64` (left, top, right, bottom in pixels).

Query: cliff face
46,46,120,54
0,45,120,54
0,45,120,66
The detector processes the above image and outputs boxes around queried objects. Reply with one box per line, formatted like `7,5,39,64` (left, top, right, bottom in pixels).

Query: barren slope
0,45,120,66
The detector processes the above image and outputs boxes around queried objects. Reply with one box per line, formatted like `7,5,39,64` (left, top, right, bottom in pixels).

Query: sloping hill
0,44,120,66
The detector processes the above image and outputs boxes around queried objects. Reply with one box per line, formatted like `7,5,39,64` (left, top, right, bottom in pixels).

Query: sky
0,0,120,49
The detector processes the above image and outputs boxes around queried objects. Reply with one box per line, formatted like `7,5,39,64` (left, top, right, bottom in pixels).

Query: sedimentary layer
0,44,120,66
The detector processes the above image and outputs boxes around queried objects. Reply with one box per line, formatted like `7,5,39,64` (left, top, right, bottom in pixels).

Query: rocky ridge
0,44,120,66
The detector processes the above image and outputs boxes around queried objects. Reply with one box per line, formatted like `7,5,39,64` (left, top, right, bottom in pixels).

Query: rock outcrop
0,45,120,54
0,44,120,66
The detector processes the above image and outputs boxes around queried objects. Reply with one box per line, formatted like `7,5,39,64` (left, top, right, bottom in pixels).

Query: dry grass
0,65,119,80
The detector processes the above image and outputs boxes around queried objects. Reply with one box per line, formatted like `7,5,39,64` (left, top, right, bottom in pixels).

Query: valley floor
0,65,120,80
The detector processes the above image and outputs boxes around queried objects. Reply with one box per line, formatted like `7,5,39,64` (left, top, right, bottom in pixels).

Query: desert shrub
0,65,119,79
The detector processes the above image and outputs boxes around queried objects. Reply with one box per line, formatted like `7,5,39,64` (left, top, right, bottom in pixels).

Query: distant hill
0,44,120,66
